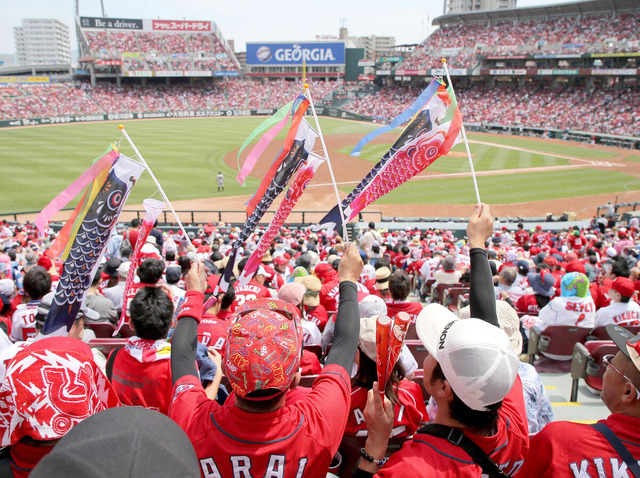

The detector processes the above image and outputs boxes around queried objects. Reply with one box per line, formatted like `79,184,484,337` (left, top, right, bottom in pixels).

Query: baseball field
2,116,639,221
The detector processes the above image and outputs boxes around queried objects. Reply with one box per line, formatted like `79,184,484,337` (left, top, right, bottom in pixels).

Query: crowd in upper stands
84,30,237,72
396,12,640,70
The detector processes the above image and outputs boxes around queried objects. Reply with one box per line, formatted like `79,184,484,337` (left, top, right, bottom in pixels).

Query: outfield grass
0,117,378,214
347,169,640,205
0,116,633,214
338,142,570,173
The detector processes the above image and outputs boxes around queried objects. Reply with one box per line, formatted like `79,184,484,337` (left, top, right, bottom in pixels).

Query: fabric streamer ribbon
350,80,442,157
35,148,119,236
115,198,165,335
236,99,294,186
44,154,145,334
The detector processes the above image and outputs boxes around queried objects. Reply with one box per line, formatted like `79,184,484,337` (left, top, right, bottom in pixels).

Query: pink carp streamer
114,198,165,335
376,312,411,399
237,153,325,286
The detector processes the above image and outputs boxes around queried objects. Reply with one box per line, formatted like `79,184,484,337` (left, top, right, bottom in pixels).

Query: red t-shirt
10,441,54,478
320,280,340,313
516,294,540,315
376,376,529,478
514,230,530,246
521,413,640,477
304,303,329,332
384,300,423,323
169,364,350,478
346,380,427,438
197,314,230,354
231,280,271,311
109,339,172,415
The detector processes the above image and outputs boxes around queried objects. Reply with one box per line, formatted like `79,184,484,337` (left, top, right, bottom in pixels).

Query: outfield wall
2,107,638,150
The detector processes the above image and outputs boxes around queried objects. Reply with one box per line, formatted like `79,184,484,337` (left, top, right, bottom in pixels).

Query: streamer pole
118,125,193,248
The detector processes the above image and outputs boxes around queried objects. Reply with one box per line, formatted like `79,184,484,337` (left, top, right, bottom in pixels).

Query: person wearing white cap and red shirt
521,323,640,477
231,259,271,311
355,204,527,478
594,276,640,328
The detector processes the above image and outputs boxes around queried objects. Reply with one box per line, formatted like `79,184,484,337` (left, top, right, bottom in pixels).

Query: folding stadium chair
443,286,470,312
405,323,419,340
457,293,469,311
588,324,640,341
118,322,136,338
431,282,463,305
86,321,116,339
405,339,428,369
298,374,320,388
87,338,127,356
570,340,619,402
303,345,323,362
527,325,592,373
421,279,436,301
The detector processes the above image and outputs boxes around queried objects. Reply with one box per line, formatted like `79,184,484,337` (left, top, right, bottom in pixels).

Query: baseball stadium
0,0,639,475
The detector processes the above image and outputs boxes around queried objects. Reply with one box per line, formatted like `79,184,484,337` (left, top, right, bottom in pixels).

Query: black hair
91,270,101,287
178,255,191,276
22,266,51,301
237,257,248,274
611,258,630,278
220,287,236,311
400,245,410,255
352,348,405,405
165,251,176,262
431,363,501,433
368,222,376,229
137,258,165,284
374,259,390,270
131,218,140,228
129,287,174,340
389,270,411,301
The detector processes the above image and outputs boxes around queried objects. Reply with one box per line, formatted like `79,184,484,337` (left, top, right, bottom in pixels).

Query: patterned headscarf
560,272,590,298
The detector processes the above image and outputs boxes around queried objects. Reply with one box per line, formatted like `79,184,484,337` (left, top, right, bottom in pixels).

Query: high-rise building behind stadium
446,0,516,14
14,18,72,66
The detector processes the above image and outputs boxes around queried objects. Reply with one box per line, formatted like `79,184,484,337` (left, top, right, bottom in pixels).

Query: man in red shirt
514,223,530,247
521,323,640,477
231,259,271,311
356,204,528,478
315,261,341,312
109,286,174,414
169,245,363,478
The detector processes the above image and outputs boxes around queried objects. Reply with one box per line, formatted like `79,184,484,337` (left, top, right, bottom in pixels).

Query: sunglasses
603,354,640,400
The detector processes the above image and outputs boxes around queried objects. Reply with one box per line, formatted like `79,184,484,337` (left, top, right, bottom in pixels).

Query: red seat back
589,324,640,340
584,340,619,391
539,326,592,360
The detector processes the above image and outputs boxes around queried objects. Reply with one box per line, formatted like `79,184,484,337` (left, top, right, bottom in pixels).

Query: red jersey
320,280,340,313
516,294,541,315
346,380,427,438
301,350,322,376
376,377,529,478
197,313,230,354
532,232,547,247
521,413,640,477
232,280,271,311
169,364,350,478
109,338,172,415
384,300,423,323
514,230,530,246
304,303,329,332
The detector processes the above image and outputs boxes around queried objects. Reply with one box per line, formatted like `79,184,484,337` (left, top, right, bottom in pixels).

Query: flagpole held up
304,84,350,242
118,125,193,249
441,59,481,206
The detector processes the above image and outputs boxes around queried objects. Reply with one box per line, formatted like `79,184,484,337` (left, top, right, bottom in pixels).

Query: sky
1,0,570,56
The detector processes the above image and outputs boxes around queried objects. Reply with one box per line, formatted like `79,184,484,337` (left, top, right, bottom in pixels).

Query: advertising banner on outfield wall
0,76,50,84
537,69,579,75
80,17,143,30
0,108,370,128
246,42,345,65
489,69,527,75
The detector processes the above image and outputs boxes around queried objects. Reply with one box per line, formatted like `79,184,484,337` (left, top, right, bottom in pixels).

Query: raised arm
324,243,363,372
467,203,499,328
171,261,207,385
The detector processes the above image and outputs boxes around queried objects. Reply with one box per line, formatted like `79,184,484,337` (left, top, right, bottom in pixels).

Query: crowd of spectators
83,30,237,72
0,202,640,474
396,13,640,71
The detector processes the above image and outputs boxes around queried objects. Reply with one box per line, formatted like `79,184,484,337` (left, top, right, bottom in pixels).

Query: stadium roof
433,0,640,25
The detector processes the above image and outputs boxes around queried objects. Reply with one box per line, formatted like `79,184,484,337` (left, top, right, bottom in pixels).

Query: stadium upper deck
76,17,240,78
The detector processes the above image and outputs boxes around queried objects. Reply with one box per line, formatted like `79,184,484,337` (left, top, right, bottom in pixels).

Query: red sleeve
168,375,213,433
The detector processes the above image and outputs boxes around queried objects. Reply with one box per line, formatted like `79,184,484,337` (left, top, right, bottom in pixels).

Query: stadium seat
570,340,618,402
527,325,592,372
304,345,323,361
86,321,116,338
443,286,470,312
87,338,127,356
431,282,464,305
588,324,640,341
405,339,428,369
298,374,320,388
119,322,136,338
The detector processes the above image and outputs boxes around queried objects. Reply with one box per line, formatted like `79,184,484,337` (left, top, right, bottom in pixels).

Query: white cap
416,304,519,411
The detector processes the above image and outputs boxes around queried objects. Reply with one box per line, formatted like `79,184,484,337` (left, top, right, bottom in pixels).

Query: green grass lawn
346,169,640,205
0,116,633,214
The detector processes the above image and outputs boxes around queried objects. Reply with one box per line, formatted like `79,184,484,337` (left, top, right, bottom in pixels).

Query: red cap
535,225,543,231
273,256,287,266
224,299,302,400
565,260,585,274
612,277,635,298
314,262,333,279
